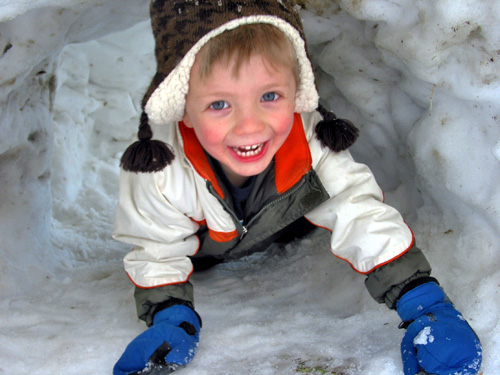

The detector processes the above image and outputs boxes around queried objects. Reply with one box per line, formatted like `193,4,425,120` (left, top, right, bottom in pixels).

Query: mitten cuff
153,305,202,332
396,282,445,322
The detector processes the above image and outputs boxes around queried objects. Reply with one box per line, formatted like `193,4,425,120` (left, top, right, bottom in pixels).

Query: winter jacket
113,110,431,324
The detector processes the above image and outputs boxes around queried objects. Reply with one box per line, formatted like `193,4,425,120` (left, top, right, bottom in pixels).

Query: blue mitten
396,282,482,375
114,305,201,375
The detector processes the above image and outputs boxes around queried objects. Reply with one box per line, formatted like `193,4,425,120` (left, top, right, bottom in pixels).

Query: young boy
112,1,482,374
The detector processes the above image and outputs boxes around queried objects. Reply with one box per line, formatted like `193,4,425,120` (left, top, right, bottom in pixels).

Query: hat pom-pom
120,112,175,173
315,104,359,152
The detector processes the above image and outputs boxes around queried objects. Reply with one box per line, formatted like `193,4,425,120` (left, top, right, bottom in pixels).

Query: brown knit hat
121,0,357,173
146,0,318,125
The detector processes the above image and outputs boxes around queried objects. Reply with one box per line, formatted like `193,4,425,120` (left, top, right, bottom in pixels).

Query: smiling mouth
231,143,265,158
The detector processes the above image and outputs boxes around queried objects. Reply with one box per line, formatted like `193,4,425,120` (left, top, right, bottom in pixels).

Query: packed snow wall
0,0,149,293
1,0,500,296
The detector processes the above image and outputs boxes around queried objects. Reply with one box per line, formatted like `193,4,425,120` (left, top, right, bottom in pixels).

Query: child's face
183,53,297,186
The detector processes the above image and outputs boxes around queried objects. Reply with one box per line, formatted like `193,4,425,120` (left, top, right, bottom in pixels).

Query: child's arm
112,169,203,374
364,231,482,374
113,169,201,290
367,253,482,375
134,283,195,326
364,245,432,309
305,148,414,274
302,122,482,373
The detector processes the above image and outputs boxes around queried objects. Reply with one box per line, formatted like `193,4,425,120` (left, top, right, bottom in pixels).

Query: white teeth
233,143,264,157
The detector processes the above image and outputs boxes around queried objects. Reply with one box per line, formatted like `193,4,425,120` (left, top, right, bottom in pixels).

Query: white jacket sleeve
112,169,201,288
306,145,414,274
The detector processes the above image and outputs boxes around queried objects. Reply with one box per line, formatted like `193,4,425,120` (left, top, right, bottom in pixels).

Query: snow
0,1,498,374
413,326,434,346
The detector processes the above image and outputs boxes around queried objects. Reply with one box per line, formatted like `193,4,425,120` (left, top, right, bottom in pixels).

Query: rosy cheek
198,127,224,147
275,115,295,135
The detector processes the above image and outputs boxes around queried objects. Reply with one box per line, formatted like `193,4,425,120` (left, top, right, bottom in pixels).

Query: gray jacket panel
365,245,432,309
134,282,195,326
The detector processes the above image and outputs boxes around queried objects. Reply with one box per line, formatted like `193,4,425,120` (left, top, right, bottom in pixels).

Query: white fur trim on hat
145,15,319,126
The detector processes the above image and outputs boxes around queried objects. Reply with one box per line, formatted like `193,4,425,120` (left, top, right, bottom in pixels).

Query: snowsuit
113,110,432,325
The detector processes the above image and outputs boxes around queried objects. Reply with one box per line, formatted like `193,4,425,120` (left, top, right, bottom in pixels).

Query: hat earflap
315,103,359,152
120,112,175,173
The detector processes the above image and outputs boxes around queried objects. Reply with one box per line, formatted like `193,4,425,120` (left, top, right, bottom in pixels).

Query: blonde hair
196,23,300,83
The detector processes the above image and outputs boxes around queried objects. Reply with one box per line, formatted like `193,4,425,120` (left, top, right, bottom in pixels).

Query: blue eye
210,101,228,110
262,92,280,102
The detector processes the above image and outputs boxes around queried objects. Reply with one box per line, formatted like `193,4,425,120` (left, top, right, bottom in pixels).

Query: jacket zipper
206,183,247,237
208,175,307,241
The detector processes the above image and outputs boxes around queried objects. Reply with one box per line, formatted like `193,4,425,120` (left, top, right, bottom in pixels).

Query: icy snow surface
0,0,498,374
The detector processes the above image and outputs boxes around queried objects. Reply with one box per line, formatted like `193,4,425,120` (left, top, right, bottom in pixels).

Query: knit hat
121,0,358,173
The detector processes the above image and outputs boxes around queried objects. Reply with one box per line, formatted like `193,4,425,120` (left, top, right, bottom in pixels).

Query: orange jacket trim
274,113,313,194
191,217,239,243
179,121,225,199
208,228,239,242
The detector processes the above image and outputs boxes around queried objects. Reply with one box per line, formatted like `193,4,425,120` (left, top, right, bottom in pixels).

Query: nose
232,107,266,136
